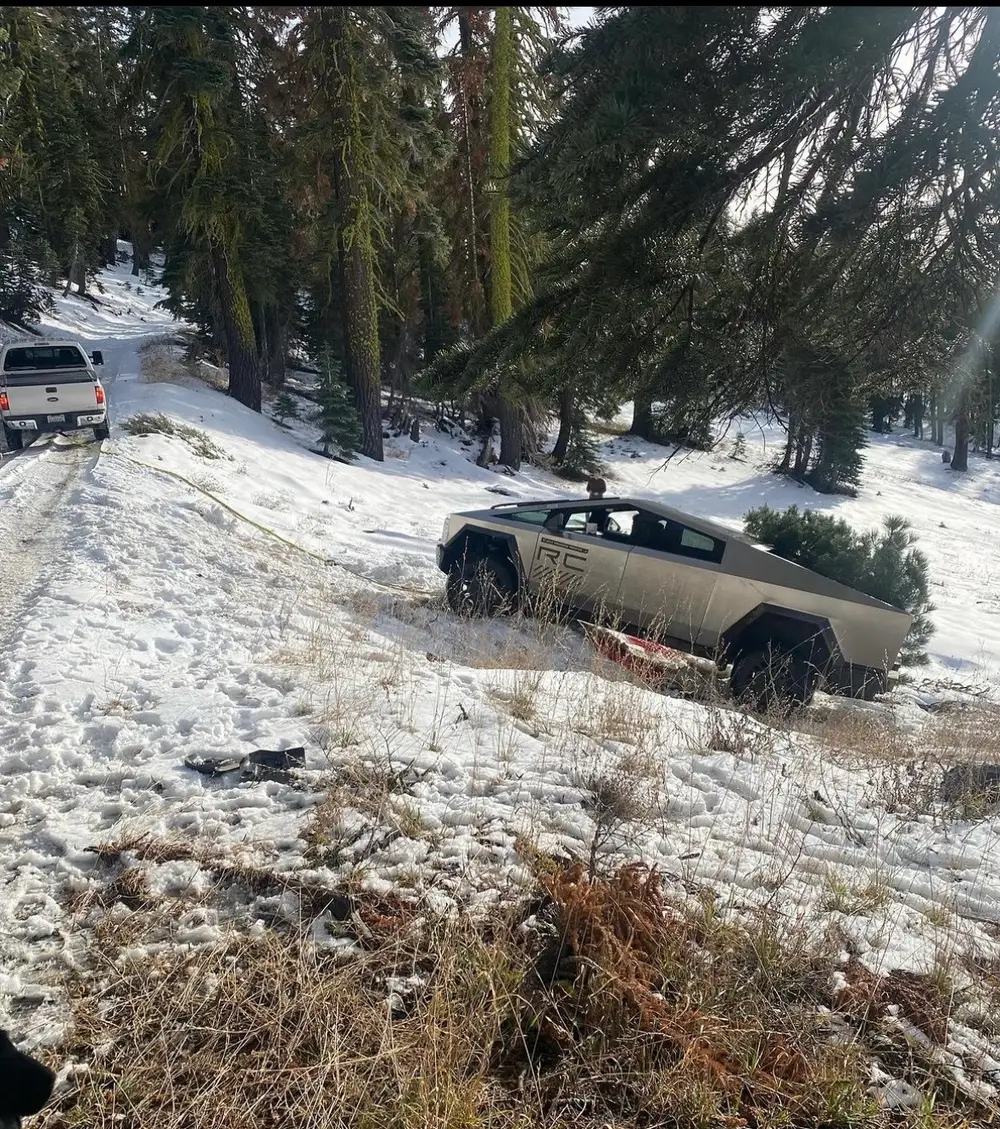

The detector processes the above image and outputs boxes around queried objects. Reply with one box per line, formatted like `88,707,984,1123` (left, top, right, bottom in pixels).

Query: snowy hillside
2,254,1000,1108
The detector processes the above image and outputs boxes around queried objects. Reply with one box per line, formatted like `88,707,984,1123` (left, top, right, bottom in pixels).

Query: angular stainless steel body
438,496,912,686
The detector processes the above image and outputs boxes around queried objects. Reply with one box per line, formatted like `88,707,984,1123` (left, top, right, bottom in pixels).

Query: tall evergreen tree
132,6,262,411
1,6,121,298
293,7,442,461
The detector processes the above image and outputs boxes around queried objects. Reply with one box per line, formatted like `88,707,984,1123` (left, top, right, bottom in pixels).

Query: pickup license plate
47,414,65,423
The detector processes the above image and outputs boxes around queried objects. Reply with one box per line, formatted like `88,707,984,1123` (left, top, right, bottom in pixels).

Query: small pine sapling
314,348,361,459
272,392,299,426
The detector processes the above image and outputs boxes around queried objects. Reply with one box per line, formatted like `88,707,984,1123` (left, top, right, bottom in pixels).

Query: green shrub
0,239,54,324
120,413,224,460
744,505,935,665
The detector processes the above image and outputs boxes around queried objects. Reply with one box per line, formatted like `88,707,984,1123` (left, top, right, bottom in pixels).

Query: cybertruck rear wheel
446,554,518,618
730,644,818,714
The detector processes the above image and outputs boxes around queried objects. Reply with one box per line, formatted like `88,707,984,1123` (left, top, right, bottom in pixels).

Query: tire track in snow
0,443,93,643
0,440,96,1032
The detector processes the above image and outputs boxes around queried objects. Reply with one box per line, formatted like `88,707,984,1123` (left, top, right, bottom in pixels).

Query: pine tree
488,6,520,469
744,505,935,664
314,348,361,460
293,8,442,462
1,7,120,298
427,6,1000,466
555,407,603,479
429,7,558,465
272,392,299,426
135,6,262,412
806,387,868,496
0,236,52,324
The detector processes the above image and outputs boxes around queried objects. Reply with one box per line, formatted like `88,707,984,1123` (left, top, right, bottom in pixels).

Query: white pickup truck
0,340,110,450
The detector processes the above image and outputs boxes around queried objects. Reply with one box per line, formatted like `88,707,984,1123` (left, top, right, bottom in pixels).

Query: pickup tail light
95,385,105,405
0,392,7,412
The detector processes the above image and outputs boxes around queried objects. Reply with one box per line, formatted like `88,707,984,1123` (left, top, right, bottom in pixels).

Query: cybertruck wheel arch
440,525,526,588
722,603,842,669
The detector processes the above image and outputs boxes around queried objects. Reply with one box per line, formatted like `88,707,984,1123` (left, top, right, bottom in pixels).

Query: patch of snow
1,250,999,1093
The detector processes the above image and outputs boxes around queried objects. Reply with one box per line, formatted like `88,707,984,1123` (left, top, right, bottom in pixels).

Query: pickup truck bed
1,341,109,449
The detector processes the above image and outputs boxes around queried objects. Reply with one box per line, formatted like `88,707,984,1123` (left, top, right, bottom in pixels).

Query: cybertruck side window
679,526,725,563
504,509,550,525
563,506,634,539
629,508,725,564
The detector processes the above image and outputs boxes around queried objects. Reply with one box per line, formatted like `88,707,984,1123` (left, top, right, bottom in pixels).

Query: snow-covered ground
2,252,1000,1090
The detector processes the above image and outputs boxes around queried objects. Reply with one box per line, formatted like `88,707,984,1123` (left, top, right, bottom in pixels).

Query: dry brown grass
571,749,663,878
694,701,780,759
76,833,356,924
120,412,225,460
572,677,666,748
920,698,1000,763
40,859,938,1129
139,335,227,390
486,668,544,721
798,702,916,765
137,336,196,385
301,749,438,872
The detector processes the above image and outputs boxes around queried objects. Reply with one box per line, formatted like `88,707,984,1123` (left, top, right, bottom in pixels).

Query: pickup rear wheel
730,645,817,714
446,554,518,618
94,421,110,441
2,425,24,452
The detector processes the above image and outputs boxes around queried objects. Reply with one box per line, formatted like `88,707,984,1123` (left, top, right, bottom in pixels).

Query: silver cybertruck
437,496,912,710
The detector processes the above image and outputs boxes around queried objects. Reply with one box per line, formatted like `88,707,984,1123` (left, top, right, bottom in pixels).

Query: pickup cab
0,340,110,450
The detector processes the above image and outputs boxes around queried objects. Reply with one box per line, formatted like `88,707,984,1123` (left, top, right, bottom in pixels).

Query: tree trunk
326,8,383,462
131,232,150,278
912,394,924,439
951,386,970,471
64,238,84,296
553,386,574,463
252,302,269,383
489,6,520,470
457,11,488,335
793,425,812,475
498,398,521,469
340,223,384,461
103,233,118,267
778,413,796,470
629,393,655,439
930,392,944,445
419,234,446,364
871,399,885,433
211,241,261,413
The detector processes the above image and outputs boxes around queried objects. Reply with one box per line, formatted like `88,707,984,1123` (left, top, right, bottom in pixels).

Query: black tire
446,554,518,618
3,425,24,452
730,645,818,714
94,420,110,441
